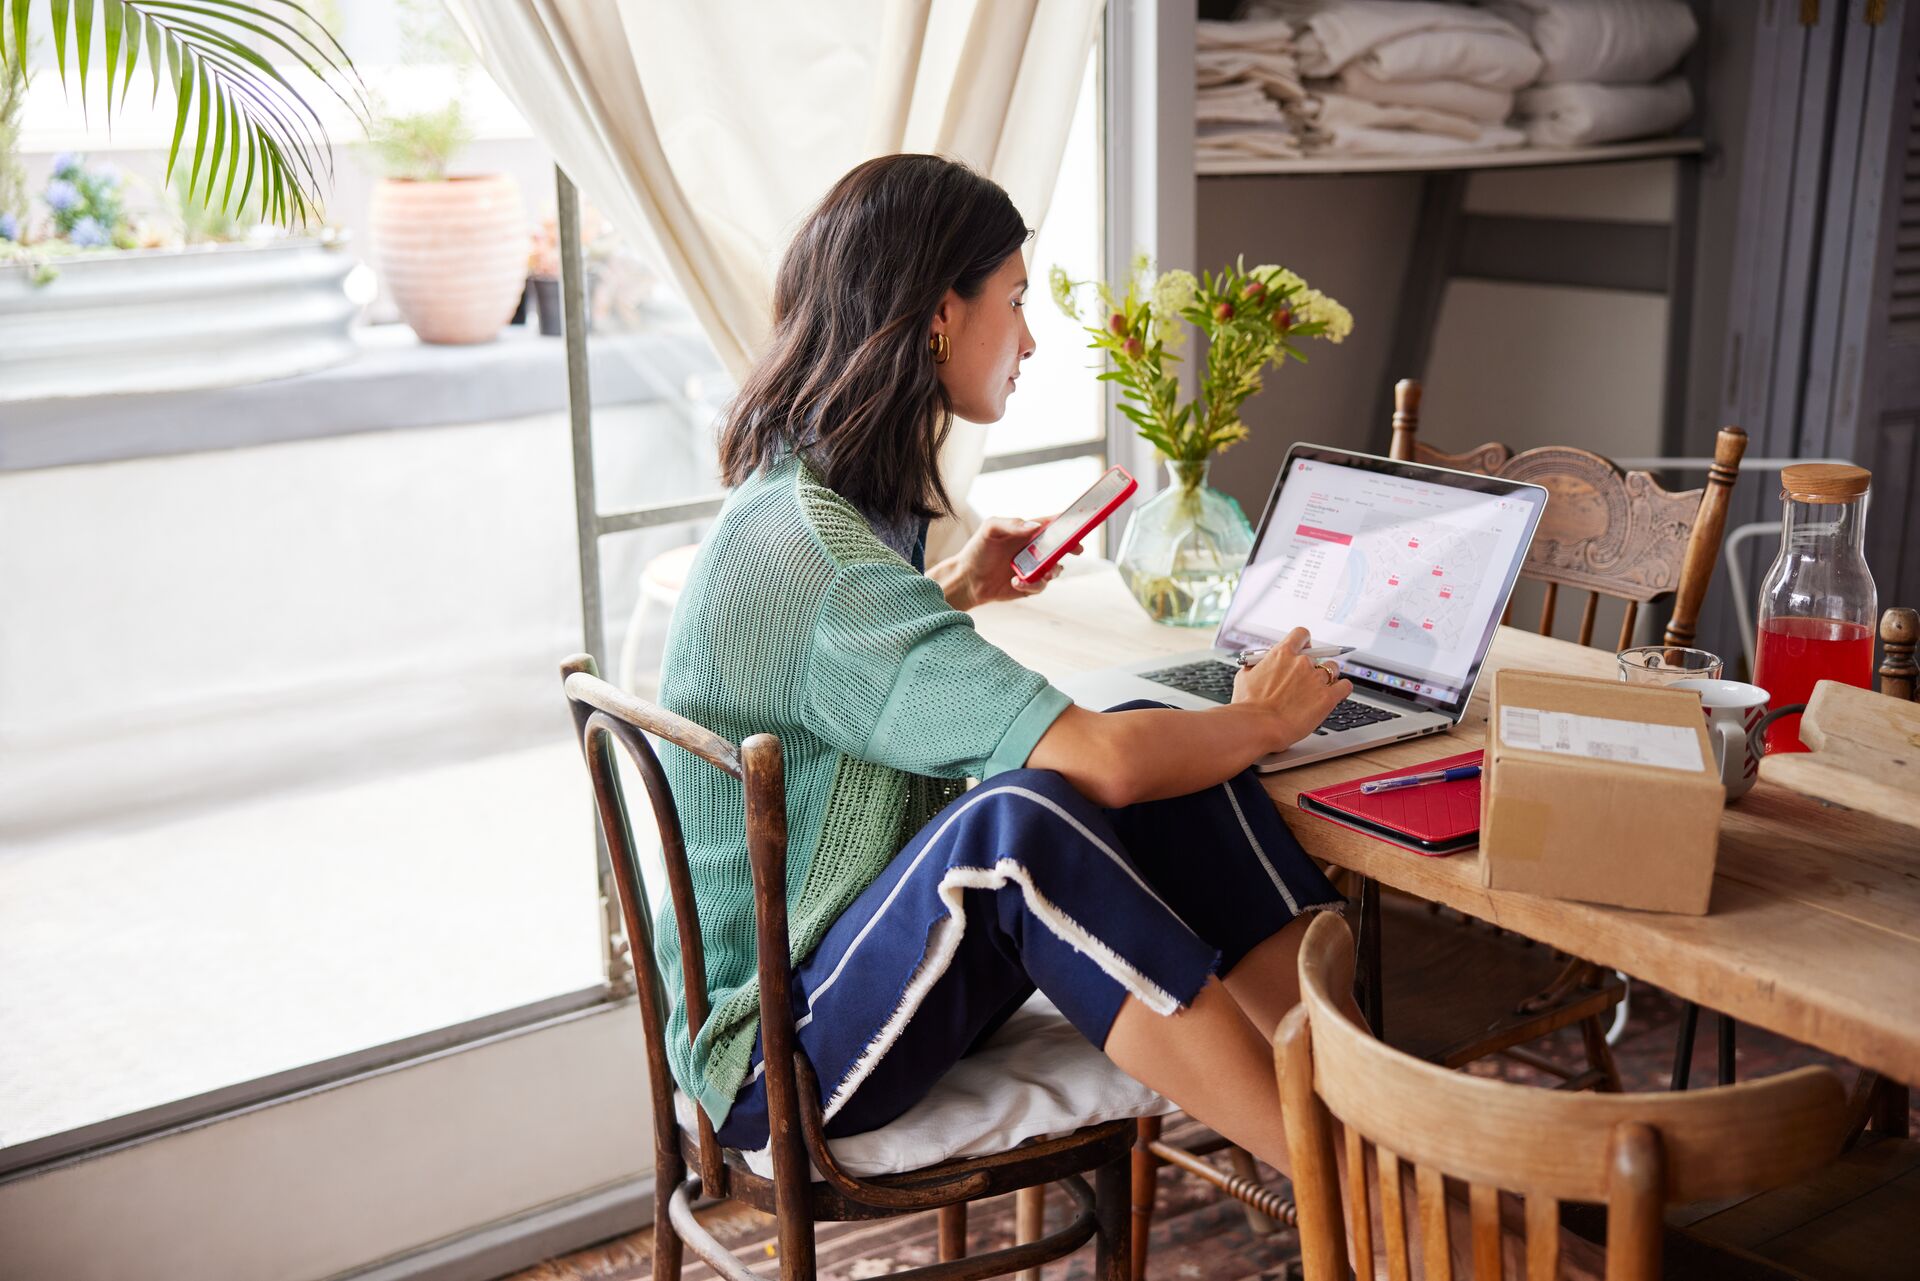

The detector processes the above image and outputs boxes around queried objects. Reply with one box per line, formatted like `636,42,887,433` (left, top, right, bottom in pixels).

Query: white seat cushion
674,993,1174,1179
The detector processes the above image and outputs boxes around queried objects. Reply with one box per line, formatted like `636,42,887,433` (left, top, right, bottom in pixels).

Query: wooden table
975,564,1920,1089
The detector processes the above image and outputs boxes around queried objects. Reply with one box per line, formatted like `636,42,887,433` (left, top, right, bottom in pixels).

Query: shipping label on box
1482,670,1724,914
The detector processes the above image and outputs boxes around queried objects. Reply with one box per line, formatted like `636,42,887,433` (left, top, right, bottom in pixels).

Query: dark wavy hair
717,154,1030,525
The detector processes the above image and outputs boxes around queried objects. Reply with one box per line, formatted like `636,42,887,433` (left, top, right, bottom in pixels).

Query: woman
655,153,1353,1179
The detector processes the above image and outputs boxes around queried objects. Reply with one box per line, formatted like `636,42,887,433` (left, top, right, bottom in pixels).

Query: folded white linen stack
1244,0,1536,157
1197,18,1309,102
1264,0,1543,89
1195,18,1306,163
1337,66,1513,124
1493,0,1698,146
1489,0,1697,84
1515,78,1693,146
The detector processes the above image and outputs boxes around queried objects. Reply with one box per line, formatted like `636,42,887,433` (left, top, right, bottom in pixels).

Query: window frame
1,17,1125,1278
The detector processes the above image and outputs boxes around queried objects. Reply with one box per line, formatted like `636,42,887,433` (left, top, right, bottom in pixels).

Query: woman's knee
955,769,1127,870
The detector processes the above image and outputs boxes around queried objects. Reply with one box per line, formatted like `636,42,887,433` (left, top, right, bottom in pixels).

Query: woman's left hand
933,516,1083,610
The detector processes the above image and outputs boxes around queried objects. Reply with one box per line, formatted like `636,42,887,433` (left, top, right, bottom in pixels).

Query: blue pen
1358,764,1483,795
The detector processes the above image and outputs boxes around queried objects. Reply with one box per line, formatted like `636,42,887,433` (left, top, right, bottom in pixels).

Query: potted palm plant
359,0,526,345
364,96,526,345
0,2,364,227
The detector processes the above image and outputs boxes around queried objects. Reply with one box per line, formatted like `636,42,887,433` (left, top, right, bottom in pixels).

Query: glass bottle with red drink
1752,463,1877,753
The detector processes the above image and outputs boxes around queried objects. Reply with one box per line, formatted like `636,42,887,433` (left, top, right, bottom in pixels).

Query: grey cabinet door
1707,0,1918,665
1806,3,1920,610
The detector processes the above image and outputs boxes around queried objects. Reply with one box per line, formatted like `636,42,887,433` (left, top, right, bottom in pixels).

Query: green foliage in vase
1051,254,1354,465
0,0,365,225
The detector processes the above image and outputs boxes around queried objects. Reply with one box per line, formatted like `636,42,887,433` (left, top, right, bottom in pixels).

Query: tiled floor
504,975,1916,1281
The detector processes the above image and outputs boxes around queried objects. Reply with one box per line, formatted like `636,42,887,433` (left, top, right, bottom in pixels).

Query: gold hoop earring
929,333,950,364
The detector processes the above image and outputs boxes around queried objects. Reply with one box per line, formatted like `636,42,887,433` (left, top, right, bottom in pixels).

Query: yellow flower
1048,264,1078,319
1298,289,1354,343
1250,264,1306,296
1148,269,1197,349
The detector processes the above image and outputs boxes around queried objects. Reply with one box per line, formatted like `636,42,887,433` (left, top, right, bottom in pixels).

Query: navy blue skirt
715,707,1342,1149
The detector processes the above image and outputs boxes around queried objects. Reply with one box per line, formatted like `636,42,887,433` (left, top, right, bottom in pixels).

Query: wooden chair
1382,376,1749,1089
1277,912,1849,1281
561,654,1133,1281
1387,379,1747,652
1879,606,1918,702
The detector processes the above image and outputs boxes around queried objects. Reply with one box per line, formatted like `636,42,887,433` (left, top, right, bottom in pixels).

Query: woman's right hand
1231,627,1353,750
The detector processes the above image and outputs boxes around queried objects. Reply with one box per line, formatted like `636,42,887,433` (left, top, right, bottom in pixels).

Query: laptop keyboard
1138,659,1241,703
1138,659,1405,735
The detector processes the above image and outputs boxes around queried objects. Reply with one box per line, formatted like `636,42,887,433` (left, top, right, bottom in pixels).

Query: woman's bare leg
1103,975,1295,1174
1220,911,1319,1039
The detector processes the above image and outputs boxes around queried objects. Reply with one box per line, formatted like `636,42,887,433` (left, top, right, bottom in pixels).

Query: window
0,0,724,1166
972,46,1110,535
1,9,1110,1275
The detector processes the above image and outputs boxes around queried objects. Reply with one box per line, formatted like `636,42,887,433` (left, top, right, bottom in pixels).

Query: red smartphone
1011,465,1138,583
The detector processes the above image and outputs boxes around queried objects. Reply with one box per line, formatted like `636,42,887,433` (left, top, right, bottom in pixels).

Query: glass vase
1115,459,1255,628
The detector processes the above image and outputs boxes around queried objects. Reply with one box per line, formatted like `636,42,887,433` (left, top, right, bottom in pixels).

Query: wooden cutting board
1760,680,1920,831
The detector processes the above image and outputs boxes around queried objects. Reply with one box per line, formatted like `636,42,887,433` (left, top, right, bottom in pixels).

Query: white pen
1234,642,1356,669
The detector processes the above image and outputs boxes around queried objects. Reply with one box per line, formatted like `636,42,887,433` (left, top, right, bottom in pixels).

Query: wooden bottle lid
1781,463,1870,502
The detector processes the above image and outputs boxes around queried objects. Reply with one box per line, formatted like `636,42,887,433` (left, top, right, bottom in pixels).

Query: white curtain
450,0,1104,557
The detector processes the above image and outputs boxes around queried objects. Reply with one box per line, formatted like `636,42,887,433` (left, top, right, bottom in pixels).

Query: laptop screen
1215,445,1547,716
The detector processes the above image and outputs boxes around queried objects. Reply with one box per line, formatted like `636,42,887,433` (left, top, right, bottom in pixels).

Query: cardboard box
1482,669,1724,914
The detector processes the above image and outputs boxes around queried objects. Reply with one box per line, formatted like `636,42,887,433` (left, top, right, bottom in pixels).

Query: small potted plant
364,96,526,345
525,207,621,336
1052,255,1352,626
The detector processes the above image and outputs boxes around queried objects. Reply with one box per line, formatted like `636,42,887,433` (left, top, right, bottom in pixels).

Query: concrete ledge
0,319,725,473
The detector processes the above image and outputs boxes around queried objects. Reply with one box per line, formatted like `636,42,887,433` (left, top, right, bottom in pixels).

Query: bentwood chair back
1277,914,1848,1281
560,654,1134,1281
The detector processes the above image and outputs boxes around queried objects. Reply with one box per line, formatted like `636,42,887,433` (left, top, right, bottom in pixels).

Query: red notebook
1297,750,1484,856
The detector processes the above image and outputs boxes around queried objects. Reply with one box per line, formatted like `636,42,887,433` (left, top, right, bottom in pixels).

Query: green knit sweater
655,455,1072,1126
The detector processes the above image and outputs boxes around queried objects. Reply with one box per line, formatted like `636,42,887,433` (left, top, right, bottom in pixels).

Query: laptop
1056,444,1549,772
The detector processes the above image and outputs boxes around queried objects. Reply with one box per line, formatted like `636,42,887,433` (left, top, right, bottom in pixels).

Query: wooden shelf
1196,136,1706,177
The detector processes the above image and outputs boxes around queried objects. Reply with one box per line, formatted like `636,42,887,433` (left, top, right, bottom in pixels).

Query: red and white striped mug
1671,678,1799,801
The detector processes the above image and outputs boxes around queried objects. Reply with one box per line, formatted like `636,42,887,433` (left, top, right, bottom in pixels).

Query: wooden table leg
1357,876,1384,1039
1670,1000,1700,1090
1872,1080,1911,1139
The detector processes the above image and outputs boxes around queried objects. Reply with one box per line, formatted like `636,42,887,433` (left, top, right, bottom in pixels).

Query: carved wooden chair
1381,376,1749,1089
561,654,1135,1281
1277,912,1849,1281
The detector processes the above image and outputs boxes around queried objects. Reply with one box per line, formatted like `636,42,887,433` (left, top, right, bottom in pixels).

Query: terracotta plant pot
368,174,527,344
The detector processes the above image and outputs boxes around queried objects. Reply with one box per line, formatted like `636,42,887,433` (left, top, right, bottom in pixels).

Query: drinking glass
1616,646,1723,685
